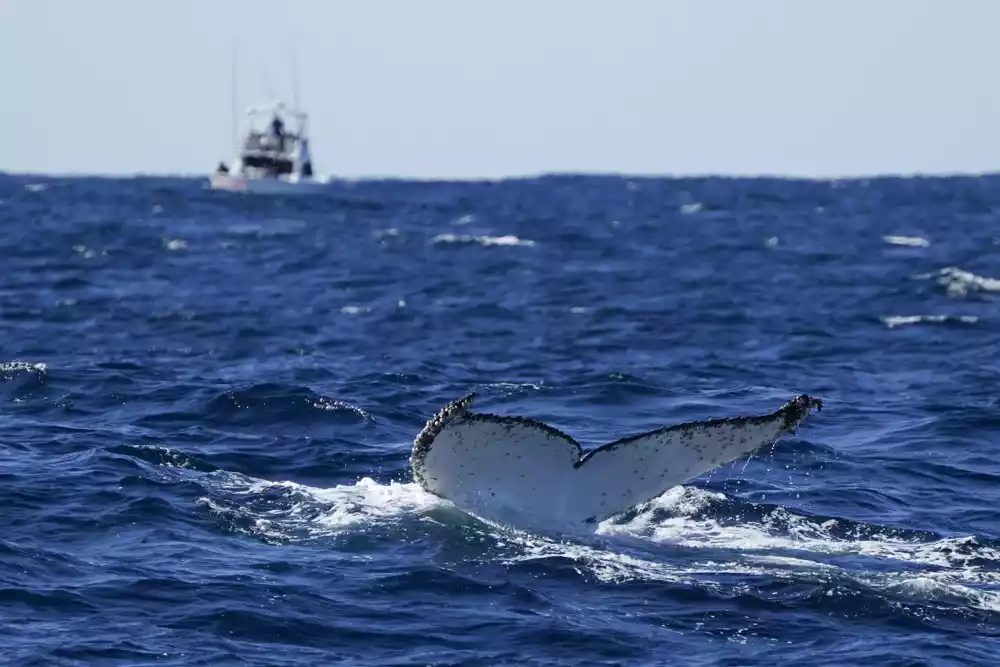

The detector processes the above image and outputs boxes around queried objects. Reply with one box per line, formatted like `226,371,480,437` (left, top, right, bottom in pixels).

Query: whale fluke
410,393,822,528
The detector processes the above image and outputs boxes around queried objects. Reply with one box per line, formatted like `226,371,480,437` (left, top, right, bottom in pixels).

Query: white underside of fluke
411,393,822,531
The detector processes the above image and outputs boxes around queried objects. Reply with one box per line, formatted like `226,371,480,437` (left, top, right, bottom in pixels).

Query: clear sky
2,0,999,179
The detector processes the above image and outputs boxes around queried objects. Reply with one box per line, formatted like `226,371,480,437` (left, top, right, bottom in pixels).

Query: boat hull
208,173,328,195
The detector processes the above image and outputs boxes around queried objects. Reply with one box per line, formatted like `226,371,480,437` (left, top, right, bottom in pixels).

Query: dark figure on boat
269,115,286,151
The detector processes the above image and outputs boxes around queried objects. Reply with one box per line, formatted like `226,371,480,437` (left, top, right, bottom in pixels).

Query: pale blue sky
2,0,999,179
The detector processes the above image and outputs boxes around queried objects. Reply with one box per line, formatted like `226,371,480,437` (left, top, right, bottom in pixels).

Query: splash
197,471,1000,614
199,474,448,541
0,361,47,374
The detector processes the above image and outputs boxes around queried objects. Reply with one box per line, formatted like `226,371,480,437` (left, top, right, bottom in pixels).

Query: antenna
230,37,239,155
290,41,301,112
260,69,274,107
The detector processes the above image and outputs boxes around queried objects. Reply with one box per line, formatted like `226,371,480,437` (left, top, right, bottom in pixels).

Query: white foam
72,244,97,259
880,314,979,328
864,573,1000,614
495,509,1000,613
499,531,694,585
200,475,447,540
309,397,371,419
918,267,1000,298
0,361,47,373
883,235,930,247
198,474,1000,612
309,479,445,532
483,381,543,393
340,305,370,315
430,233,536,248
598,487,1000,571
590,486,1000,610
374,228,399,241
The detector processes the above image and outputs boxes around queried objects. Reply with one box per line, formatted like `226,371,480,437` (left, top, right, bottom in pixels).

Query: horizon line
2,166,999,184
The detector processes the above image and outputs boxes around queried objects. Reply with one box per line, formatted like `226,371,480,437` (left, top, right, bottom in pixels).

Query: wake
197,472,1000,615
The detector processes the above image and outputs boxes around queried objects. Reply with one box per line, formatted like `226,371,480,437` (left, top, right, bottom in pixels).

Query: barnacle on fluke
410,393,823,529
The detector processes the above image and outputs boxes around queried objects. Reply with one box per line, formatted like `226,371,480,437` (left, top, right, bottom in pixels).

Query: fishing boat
209,102,328,194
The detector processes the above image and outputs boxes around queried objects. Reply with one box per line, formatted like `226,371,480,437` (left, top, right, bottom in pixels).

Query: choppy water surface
1,173,999,666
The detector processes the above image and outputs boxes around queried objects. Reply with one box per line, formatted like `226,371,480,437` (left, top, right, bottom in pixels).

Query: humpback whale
411,392,822,529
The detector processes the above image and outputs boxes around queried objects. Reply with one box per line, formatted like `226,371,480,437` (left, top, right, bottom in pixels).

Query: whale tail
411,393,823,529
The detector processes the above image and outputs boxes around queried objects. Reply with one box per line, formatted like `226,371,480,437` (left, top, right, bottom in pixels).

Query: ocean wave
6,172,1000,663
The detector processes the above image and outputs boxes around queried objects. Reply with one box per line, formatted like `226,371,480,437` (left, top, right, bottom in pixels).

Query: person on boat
270,114,284,137
269,114,286,151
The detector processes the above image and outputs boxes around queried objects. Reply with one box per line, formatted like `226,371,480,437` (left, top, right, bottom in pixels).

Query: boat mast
289,40,306,138
230,37,239,155
288,40,313,177
290,42,301,113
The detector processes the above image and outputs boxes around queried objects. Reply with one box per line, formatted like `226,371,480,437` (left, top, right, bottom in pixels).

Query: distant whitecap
880,314,979,328
431,233,536,248
918,267,1000,298
883,235,930,247
72,244,97,259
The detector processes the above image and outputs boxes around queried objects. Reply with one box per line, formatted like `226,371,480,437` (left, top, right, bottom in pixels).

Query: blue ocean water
1,171,998,666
